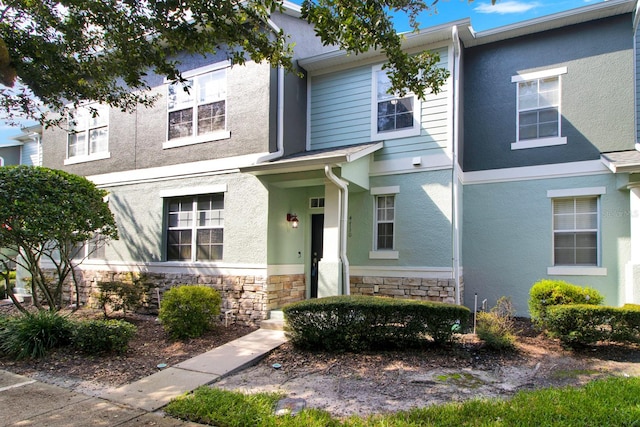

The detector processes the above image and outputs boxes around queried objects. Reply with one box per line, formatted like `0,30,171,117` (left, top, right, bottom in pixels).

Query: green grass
165,377,640,427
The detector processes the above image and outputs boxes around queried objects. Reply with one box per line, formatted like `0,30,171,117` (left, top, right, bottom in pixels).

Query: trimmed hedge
529,279,603,328
282,295,470,351
71,319,137,354
546,304,640,346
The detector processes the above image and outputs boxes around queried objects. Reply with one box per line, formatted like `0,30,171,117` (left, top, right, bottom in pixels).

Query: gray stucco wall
463,14,635,172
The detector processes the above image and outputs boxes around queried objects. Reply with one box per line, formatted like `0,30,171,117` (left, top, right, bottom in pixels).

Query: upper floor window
65,103,110,165
511,67,567,150
166,194,224,261
165,63,230,148
371,65,420,141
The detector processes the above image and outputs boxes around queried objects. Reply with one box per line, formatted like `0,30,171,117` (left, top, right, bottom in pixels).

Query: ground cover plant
165,377,640,426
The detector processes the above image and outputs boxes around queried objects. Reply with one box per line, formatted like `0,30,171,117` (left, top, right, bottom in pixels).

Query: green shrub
71,319,137,354
476,297,517,350
95,280,146,317
546,304,640,346
529,279,603,328
283,295,470,351
158,285,222,339
0,311,72,359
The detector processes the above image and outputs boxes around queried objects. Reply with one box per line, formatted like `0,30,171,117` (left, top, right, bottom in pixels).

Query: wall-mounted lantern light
286,213,299,229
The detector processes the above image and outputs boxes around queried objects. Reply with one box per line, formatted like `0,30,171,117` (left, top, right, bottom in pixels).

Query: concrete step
261,318,285,331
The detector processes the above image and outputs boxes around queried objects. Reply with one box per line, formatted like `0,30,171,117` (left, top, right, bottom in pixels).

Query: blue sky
0,0,611,144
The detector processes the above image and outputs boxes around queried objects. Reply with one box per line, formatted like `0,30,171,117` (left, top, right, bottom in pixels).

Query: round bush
158,285,222,339
529,279,603,328
71,319,137,354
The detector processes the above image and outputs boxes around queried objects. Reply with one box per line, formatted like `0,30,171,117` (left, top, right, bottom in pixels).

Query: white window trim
160,184,228,198
164,61,231,149
64,151,111,165
371,64,421,141
0,156,4,166
511,67,567,150
370,186,400,259
547,186,606,275
65,103,110,164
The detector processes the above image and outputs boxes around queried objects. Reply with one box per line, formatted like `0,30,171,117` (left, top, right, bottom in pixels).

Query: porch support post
625,185,640,304
318,182,342,297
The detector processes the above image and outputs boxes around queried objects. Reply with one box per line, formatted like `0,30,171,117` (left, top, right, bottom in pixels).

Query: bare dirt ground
215,320,640,418
2,306,640,418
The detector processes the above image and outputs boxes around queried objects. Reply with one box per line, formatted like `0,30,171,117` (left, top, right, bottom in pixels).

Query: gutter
451,26,462,305
256,18,285,163
324,164,350,295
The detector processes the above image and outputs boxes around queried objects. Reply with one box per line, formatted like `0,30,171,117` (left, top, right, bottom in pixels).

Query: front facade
35,0,640,320
461,0,637,314
40,5,329,324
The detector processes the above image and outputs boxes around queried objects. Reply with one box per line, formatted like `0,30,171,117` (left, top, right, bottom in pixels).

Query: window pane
168,79,194,111
167,230,192,261
89,127,108,154
89,105,109,128
377,223,394,250
198,101,226,135
196,229,223,261
376,70,393,100
168,109,194,140
68,133,87,157
198,71,226,103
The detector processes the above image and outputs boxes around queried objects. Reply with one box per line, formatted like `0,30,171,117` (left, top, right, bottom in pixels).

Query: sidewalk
0,328,287,426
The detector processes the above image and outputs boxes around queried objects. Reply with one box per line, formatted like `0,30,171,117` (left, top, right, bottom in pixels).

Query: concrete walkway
104,328,287,411
0,328,287,426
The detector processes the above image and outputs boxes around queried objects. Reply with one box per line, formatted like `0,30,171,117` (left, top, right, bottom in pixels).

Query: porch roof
601,150,640,173
240,142,383,175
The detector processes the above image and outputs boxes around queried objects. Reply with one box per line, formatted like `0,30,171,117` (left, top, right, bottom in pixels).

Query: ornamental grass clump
0,310,72,359
158,285,221,339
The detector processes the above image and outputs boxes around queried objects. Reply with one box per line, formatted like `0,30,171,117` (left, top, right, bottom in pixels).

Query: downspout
451,26,462,305
256,18,285,163
324,164,350,295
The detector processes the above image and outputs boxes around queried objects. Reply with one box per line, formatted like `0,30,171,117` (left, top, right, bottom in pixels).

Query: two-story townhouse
461,0,637,315
39,3,330,324
242,21,472,309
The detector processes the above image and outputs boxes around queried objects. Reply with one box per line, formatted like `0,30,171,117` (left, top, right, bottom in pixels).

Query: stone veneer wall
266,274,306,310
49,269,270,326
349,276,463,304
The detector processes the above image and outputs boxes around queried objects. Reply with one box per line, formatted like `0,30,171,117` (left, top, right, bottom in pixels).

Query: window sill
64,152,111,165
163,131,231,149
371,127,420,142
369,250,399,260
547,266,607,276
511,136,567,150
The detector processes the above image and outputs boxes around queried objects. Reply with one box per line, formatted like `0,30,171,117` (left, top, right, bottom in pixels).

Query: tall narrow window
375,195,395,250
553,197,598,266
371,65,419,140
67,104,109,161
166,194,224,261
167,68,227,142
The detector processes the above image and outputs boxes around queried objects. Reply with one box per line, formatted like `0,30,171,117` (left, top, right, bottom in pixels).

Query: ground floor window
166,194,224,261
552,196,598,266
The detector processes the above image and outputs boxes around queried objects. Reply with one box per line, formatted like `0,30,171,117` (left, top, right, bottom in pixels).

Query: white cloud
475,1,541,15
